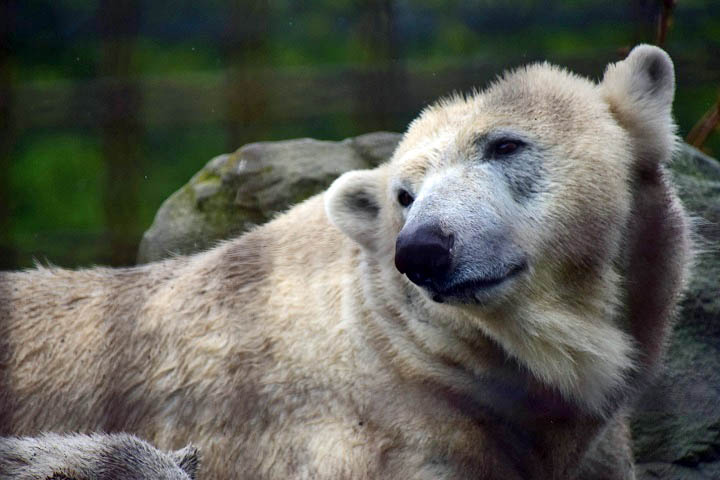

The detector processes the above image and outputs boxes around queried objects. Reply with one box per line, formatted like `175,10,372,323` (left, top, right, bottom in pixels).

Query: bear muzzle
395,222,528,303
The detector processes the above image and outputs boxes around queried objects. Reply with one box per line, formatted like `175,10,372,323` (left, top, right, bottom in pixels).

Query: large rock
137,132,401,263
633,145,720,480
138,134,720,478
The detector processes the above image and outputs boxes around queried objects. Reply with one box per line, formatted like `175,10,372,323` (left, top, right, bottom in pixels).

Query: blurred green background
0,0,718,269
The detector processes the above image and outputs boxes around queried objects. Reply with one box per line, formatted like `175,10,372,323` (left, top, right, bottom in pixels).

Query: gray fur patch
0,273,17,434
220,228,271,293
345,191,380,217
98,268,161,434
168,445,200,479
499,153,546,202
474,130,546,201
0,432,199,479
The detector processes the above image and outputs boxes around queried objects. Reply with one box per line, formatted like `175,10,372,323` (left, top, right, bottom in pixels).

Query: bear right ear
169,444,200,479
325,167,387,252
601,44,677,168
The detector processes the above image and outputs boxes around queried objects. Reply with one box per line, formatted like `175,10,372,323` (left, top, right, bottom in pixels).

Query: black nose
395,224,454,287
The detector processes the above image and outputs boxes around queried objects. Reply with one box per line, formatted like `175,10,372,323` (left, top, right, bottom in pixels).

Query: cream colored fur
0,45,691,479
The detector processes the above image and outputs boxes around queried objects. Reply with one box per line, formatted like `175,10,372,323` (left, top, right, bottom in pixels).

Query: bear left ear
601,44,677,166
325,167,386,252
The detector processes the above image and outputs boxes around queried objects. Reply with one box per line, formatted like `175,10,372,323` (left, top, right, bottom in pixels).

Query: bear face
386,68,634,308
326,45,686,415
328,56,644,311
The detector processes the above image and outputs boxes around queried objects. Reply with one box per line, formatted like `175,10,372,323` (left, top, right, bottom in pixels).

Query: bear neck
353,249,635,420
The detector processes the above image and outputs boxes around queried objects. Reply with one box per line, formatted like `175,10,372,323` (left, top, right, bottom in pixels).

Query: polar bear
0,45,691,479
0,433,198,480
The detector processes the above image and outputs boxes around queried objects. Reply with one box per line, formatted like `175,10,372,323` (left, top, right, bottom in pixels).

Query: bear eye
397,189,414,208
491,139,523,156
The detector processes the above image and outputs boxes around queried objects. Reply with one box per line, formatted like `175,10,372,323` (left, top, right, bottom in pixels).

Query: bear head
325,45,685,415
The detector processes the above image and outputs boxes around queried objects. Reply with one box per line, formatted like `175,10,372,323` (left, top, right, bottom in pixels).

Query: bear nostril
395,224,454,287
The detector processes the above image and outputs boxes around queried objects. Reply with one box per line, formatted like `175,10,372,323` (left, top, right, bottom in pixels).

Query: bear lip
434,261,528,298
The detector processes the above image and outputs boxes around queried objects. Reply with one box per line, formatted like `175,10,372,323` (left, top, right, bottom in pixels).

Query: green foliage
10,132,104,234
4,0,719,267
132,39,222,75
675,86,720,156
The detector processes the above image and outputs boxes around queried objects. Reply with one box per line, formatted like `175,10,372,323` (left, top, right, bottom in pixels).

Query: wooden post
99,0,143,266
0,0,16,269
223,0,269,150
354,0,407,133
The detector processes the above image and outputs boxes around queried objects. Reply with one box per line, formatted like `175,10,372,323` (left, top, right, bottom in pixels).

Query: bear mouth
430,261,528,302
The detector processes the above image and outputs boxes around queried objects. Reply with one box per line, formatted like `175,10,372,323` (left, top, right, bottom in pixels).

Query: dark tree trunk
353,0,408,133
223,0,270,150
0,0,16,269
99,0,143,266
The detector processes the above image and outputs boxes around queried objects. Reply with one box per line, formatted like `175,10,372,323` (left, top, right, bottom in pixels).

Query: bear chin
415,260,529,306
